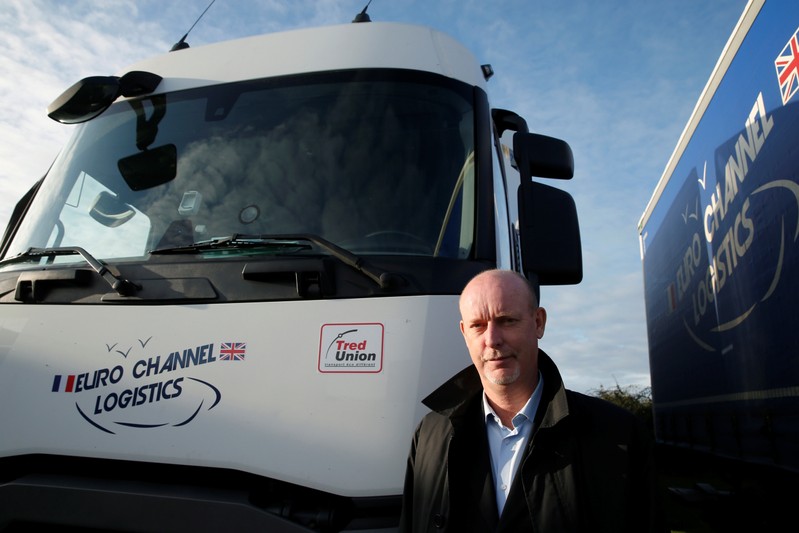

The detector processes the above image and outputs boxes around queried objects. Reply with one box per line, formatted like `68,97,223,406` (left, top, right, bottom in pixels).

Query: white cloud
0,0,173,230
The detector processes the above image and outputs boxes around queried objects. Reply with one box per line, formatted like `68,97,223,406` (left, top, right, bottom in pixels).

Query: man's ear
535,307,547,339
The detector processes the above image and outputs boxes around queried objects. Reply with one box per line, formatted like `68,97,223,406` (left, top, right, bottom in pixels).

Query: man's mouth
483,354,513,363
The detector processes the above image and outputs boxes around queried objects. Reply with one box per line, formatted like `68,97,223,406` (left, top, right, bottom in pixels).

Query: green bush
588,383,653,431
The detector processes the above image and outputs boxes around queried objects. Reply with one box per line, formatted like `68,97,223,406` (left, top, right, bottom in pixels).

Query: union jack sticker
775,26,799,105
220,342,246,361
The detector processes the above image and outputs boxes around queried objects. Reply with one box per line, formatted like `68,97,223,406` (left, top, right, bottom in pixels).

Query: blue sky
0,0,749,393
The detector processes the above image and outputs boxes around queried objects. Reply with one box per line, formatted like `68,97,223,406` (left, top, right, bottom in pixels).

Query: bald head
459,270,539,315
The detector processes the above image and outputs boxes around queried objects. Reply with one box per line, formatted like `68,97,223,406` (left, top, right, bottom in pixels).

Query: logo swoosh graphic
685,178,799,350
76,376,223,432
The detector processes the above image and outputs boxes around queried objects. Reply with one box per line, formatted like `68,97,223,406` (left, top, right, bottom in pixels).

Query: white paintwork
123,22,487,95
0,295,469,497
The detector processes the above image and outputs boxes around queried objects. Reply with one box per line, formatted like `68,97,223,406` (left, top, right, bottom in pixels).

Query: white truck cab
0,15,581,532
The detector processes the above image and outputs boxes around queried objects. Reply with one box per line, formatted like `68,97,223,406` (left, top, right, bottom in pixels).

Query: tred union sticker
318,323,384,373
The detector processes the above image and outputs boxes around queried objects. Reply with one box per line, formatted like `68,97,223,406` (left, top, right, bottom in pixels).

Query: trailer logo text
670,91,799,349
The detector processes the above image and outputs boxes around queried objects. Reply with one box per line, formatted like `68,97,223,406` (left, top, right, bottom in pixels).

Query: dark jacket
400,350,659,532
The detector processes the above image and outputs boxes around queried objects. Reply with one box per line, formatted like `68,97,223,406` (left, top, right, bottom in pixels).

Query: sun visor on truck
47,71,162,124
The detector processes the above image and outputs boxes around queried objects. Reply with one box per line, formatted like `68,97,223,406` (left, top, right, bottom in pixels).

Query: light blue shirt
483,372,544,516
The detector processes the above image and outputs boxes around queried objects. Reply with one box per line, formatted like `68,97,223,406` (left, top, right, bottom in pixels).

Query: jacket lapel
448,395,499,531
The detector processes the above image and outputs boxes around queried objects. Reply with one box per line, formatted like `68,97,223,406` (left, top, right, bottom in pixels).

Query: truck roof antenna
352,0,372,23
170,0,217,52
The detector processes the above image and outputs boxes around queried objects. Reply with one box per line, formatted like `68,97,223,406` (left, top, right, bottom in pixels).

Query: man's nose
484,321,503,348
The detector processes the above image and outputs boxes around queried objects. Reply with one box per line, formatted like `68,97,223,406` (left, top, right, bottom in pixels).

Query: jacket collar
422,349,570,427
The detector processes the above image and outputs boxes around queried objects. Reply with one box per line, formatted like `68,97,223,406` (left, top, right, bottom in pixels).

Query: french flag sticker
52,375,76,393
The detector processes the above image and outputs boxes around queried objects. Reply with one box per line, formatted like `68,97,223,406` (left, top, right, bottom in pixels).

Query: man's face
459,272,546,390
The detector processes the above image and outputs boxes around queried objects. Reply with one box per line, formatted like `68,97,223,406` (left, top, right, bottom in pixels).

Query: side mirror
517,180,583,285
513,131,581,283
513,132,574,180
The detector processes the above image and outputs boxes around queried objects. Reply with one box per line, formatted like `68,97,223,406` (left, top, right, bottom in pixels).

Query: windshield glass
4,70,476,266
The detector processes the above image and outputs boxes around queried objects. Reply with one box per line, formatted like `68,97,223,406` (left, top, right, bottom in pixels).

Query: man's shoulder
553,389,654,465
564,389,642,428
419,408,450,425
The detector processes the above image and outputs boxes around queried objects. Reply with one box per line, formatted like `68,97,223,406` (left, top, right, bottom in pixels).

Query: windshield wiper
149,234,313,254
151,233,401,289
0,246,140,296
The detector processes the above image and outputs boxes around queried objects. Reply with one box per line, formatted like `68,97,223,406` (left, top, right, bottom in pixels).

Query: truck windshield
4,70,476,266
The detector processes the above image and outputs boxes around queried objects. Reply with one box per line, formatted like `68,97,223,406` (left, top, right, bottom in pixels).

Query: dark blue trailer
639,0,799,477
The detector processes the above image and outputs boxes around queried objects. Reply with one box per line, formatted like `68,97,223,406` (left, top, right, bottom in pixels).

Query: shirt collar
482,371,544,427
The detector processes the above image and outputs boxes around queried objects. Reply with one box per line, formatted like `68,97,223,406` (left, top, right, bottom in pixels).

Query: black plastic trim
472,87,496,262
0,256,493,305
0,455,400,532
0,178,43,260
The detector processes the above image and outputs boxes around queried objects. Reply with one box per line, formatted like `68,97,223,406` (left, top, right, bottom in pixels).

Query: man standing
400,269,659,532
